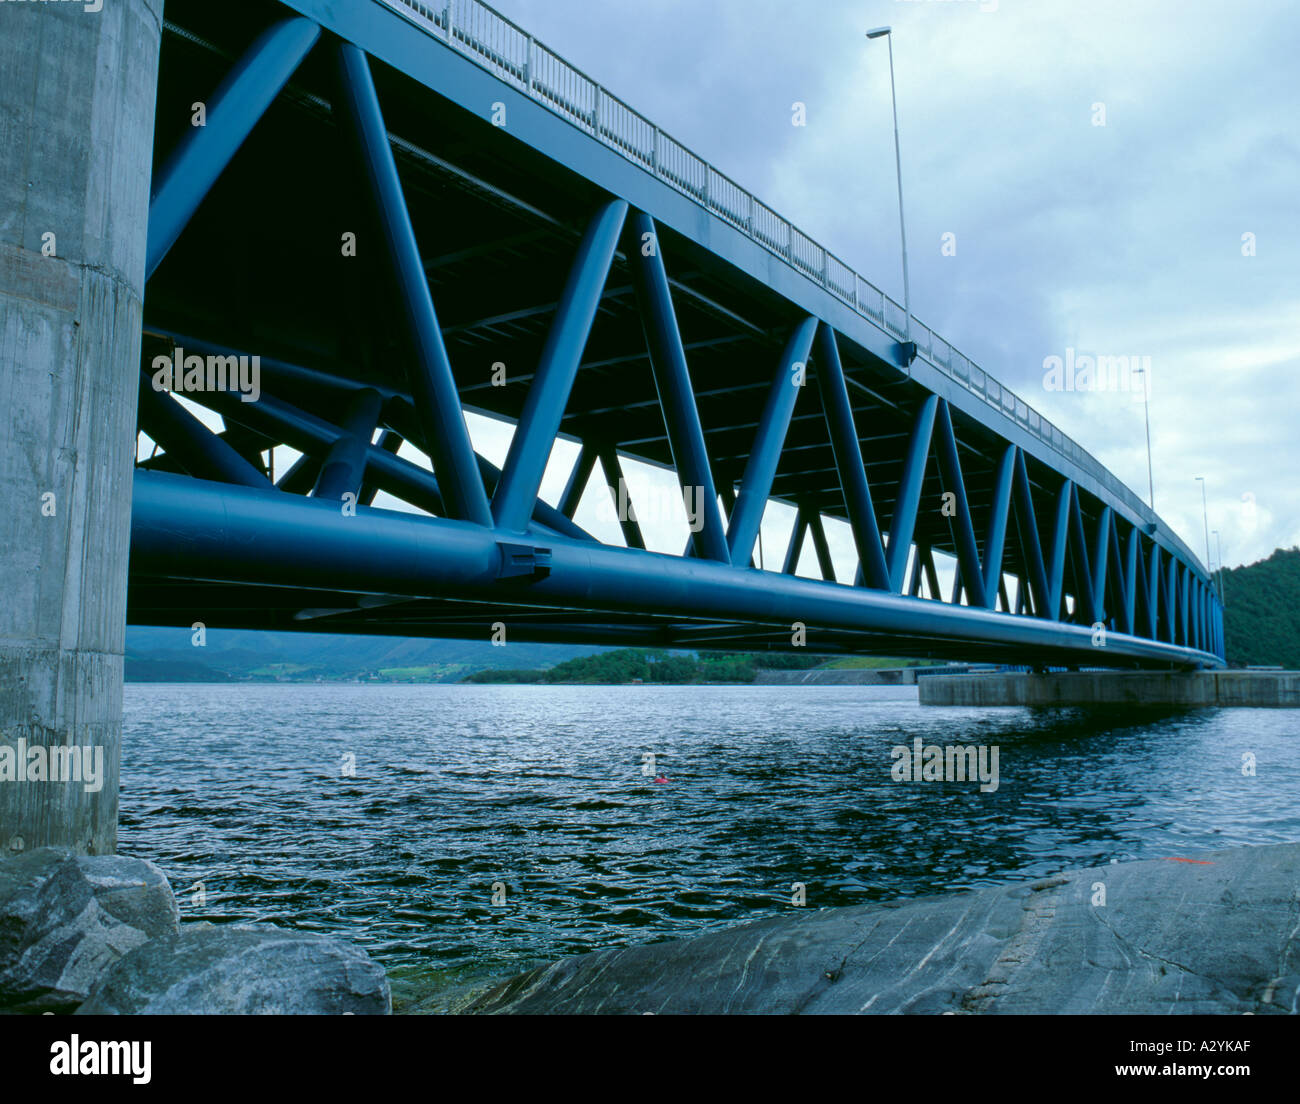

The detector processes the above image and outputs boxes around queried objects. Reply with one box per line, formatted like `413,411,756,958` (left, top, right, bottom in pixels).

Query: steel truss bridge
128,0,1224,669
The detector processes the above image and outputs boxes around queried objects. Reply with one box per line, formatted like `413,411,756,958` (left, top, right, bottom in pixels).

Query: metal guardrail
380,0,1154,528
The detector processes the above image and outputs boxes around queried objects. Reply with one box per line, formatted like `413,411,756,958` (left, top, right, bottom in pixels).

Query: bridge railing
379,0,1154,531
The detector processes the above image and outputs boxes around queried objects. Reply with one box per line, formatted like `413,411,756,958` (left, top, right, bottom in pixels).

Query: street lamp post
1213,529,1226,605
1136,365,1154,510
866,27,912,362
1195,476,1211,572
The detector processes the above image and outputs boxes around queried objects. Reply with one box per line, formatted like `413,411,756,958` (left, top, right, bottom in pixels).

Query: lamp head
866,26,892,39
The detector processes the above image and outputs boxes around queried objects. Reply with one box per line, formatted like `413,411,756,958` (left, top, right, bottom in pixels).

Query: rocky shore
0,848,389,1014
462,843,1300,1015
6,843,1296,1015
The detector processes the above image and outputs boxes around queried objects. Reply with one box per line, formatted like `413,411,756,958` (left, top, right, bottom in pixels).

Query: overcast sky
462,0,1300,572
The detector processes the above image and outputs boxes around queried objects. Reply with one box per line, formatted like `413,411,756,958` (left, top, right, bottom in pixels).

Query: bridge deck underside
128,2,1222,669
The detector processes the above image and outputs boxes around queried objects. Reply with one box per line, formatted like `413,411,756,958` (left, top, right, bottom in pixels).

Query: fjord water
120,684,1300,986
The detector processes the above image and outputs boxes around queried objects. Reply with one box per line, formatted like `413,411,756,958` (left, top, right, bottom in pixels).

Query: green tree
1222,547,1300,667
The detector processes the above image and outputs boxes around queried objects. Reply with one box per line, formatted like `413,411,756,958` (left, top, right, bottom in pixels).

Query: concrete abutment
0,0,164,853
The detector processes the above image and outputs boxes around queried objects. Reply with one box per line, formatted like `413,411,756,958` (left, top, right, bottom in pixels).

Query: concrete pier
0,0,163,853
918,670,1300,707
754,667,919,686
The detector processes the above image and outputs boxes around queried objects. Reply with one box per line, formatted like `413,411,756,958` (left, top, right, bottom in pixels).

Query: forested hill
1222,547,1300,668
125,626,609,683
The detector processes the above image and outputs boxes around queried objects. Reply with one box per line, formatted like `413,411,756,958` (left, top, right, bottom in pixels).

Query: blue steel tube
1164,556,1178,644
1165,558,1177,645
933,401,987,609
1047,481,1073,621
1011,450,1050,619
313,388,383,501
1170,556,1180,642
1103,516,1120,627
1066,493,1096,624
1115,520,1135,634
1122,524,1139,634
1198,585,1206,652
907,543,924,596
885,394,937,592
1173,563,1184,646
136,376,271,489
196,383,446,515
194,375,591,540
473,453,595,544
814,325,889,589
1159,555,1170,640
1194,579,1203,651
1201,582,1207,652
1180,565,1191,647
147,17,322,280
360,431,405,505
493,198,629,533
1190,572,1201,650
279,454,322,495
922,547,941,600
559,445,597,520
332,42,493,527
806,508,836,582
129,471,1223,668
727,317,819,567
1107,518,1124,630
598,446,646,551
1204,585,1212,654
1132,535,1152,638
626,212,730,564
1150,544,1164,642
980,444,1016,609
782,513,807,575
1091,505,1112,624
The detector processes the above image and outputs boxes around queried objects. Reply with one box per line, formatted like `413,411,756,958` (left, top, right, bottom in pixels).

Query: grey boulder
78,924,391,1015
467,842,1300,1015
0,847,180,1013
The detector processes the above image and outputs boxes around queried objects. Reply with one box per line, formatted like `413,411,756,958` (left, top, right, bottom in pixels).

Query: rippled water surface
119,684,1300,982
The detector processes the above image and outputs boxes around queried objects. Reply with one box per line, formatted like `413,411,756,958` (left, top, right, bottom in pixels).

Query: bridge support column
919,671,1295,707
0,0,163,853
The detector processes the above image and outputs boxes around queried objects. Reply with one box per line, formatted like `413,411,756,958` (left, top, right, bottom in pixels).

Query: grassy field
376,664,471,682
818,656,938,670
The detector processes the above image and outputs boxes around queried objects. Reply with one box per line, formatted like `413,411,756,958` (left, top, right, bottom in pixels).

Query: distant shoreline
123,670,932,687
124,678,774,686
124,644,939,688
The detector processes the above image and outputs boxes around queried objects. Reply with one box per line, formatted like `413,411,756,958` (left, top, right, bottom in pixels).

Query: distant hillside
125,627,852,685
125,626,610,683
1222,547,1300,668
464,649,826,685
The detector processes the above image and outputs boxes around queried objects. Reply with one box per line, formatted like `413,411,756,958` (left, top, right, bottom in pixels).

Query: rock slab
79,925,392,1015
0,847,180,1013
466,843,1300,1015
